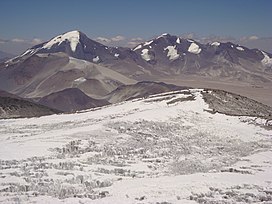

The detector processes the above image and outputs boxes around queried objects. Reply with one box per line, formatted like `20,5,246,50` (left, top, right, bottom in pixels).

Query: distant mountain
132,33,272,82
38,88,109,112
105,81,189,103
1,30,272,112
0,52,136,99
0,89,61,119
3,30,272,83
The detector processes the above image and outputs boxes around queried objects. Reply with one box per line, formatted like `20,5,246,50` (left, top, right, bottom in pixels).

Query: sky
1,0,272,54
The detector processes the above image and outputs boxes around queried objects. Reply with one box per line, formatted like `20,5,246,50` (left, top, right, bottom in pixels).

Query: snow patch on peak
133,44,142,51
164,45,180,60
157,33,169,39
236,46,244,51
176,38,181,44
261,51,272,67
211,42,220,47
187,39,194,43
43,30,80,52
141,49,151,61
74,77,87,84
188,43,201,54
143,40,153,46
92,56,100,63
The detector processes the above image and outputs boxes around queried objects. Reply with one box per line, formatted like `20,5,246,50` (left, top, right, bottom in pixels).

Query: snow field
0,89,271,203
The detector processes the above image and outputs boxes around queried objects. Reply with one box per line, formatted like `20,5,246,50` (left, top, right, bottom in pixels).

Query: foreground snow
0,89,271,203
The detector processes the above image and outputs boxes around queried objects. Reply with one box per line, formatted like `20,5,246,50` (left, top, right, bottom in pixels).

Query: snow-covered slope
43,31,80,52
0,89,271,203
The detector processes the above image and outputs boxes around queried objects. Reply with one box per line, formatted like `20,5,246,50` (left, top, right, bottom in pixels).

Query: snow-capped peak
211,42,220,47
42,30,81,52
156,33,170,39
261,51,272,67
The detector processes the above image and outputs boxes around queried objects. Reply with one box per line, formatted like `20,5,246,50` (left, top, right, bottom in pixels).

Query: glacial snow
0,89,271,203
143,40,153,46
188,42,202,54
164,45,179,60
141,49,151,61
261,51,272,67
236,46,245,51
176,37,181,44
43,30,80,52
156,33,169,39
74,77,87,84
133,44,142,51
211,42,220,47
92,56,100,63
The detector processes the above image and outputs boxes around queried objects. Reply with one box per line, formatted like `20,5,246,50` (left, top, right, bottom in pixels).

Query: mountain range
0,30,272,113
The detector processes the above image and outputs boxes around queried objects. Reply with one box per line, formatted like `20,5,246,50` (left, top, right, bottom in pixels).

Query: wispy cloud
95,37,111,43
31,38,43,45
127,38,144,48
111,35,125,42
240,35,259,42
96,35,126,45
197,35,236,44
11,38,26,43
0,37,44,54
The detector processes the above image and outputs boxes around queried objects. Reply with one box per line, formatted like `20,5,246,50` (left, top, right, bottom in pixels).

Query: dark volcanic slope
0,89,21,99
0,96,61,119
105,81,189,103
202,89,272,119
38,88,110,112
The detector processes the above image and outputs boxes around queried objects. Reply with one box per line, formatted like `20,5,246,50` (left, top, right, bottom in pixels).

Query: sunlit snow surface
0,89,271,203
261,51,272,67
188,43,202,54
164,45,179,60
43,31,80,52
133,44,142,51
211,42,220,47
92,56,100,63
141,49,151,61
236,46,245,51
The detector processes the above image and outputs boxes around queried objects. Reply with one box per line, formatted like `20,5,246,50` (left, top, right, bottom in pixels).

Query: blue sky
1,0,272,54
